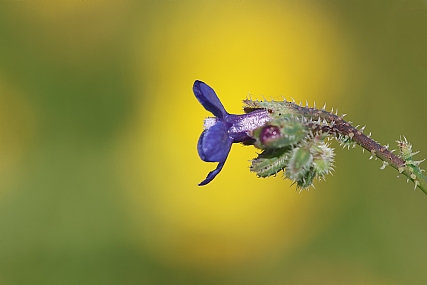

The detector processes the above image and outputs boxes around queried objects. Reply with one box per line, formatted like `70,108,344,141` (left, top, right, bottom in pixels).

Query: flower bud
252,117,307,149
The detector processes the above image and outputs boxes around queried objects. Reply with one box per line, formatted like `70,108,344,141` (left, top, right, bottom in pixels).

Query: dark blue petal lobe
198,161,226,186
197,120,232,185
193,80,228,119
197,121,232,162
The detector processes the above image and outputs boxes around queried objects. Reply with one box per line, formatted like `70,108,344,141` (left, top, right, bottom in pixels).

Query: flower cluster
193,80,427,194
249,117,335,189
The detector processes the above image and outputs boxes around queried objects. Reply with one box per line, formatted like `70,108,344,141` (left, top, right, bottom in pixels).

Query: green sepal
286,147,313,181
296,167,316,189
250,147,291,178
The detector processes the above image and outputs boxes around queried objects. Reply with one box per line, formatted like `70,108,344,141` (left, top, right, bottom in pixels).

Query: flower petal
193,80,228,119
198,161,226,186
197,120,232,162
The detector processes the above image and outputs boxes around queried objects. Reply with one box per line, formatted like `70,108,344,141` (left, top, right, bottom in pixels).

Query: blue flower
194,80,271,185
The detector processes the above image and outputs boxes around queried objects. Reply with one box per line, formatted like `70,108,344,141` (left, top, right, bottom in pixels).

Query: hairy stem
244,98,427,194
287,102,427,195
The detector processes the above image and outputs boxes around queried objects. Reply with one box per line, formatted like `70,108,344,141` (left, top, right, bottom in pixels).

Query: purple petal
226,110,271,141
198,161,226,186
193,80,228,119
197,121,232,162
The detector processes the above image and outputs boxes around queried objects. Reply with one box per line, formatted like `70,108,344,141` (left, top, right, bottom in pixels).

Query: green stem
402,167,427,195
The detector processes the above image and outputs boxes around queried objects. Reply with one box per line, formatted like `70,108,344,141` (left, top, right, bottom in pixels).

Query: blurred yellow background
2,1,427,284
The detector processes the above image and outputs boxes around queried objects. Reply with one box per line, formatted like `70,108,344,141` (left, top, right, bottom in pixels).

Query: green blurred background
2,1,427,284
